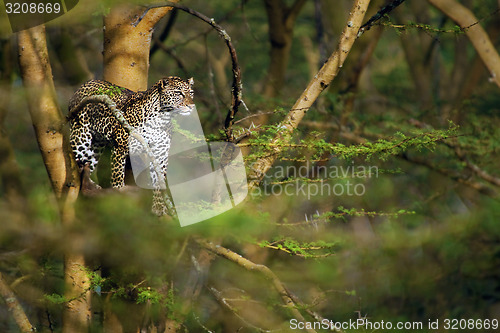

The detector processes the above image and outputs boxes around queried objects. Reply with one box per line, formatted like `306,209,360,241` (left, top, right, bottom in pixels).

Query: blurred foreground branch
0,273,34,332
196,238,319,333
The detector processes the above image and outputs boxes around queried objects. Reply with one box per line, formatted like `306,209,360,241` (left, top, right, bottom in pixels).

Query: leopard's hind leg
70,124,102,174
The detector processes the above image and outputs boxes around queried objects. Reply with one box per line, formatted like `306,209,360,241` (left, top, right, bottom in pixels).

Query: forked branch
134,2,243,140
247,0,371,189
428,0,500,88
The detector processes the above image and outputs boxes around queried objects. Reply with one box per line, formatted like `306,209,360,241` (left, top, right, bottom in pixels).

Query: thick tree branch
18,26,80,197
247,0,371,189
428,0,500,89
0,273,35,332
103,1,180,91
18,25,89,333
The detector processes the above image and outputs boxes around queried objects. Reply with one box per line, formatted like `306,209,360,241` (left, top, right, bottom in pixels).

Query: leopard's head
159,76,195,115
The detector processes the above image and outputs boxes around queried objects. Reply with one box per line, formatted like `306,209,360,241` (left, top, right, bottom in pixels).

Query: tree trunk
101,4,179,331
262,0,307,98
17,25,88,333
103,2,179,91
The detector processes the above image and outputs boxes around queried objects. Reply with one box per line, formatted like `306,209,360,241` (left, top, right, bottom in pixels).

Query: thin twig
358,0,407,35
208,286,275,332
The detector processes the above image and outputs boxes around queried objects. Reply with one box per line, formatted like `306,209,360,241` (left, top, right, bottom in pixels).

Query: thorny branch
195,238,318,333
301,120,499,198
134,2,243,141
246,0,371,190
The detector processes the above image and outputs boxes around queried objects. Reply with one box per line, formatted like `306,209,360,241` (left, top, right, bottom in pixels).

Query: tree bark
262,0,307,98
0,273,35,333
103,2,179,91
248,0,371,189
18,26,79,196
17,25,89,333
428,0,500,89
101,3,180,331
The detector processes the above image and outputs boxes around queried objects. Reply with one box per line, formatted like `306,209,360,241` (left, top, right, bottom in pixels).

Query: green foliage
258,236,338,258
242,122,460,163
95,85,126,98
44,293,67,305
380,18,465,35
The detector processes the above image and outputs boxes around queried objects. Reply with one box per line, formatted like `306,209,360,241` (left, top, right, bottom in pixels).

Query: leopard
68,76,195,215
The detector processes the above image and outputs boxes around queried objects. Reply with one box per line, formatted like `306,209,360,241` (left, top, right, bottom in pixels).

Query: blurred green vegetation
1,0,500,332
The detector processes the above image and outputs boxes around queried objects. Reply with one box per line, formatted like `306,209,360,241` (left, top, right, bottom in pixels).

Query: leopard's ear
189,77,194,86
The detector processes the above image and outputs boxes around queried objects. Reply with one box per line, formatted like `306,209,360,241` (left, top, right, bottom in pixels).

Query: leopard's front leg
111,146,127,188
